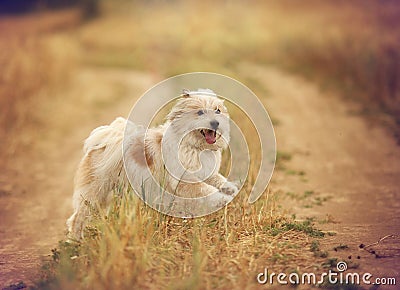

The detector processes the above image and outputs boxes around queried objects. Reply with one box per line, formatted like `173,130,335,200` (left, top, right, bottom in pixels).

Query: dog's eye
215,108,221,114
197,110,204,116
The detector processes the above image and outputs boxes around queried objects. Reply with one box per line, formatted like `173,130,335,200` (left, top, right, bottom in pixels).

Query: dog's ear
216,95,225,104
181,89,191,98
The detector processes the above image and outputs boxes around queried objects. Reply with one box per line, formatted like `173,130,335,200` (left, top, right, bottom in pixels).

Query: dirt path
240,63,400,283
1,61,399,288
0,67,157,287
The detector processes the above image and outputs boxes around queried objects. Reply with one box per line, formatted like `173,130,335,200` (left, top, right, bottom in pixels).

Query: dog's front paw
220,181,239,196
211,191,234,208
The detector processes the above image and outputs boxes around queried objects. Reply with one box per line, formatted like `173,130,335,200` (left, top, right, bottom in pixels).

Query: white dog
67,89,238,239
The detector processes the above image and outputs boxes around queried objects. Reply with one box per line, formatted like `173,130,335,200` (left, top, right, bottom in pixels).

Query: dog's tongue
205,130,216,144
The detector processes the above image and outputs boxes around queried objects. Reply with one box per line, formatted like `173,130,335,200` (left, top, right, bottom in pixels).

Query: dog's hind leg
66,184,95,240
66,209,86,240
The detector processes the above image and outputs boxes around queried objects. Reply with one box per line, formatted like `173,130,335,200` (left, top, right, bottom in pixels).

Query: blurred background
1,0,400,147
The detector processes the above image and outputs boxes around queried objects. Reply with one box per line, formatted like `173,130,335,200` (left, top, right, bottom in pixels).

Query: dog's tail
83,117,130,182
83,117,126,154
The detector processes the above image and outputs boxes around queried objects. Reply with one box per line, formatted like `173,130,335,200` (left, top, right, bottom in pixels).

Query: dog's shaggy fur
67,91,238,239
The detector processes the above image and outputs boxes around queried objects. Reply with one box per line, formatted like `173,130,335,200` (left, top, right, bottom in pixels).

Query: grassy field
39,188,329,289
1,0,399,289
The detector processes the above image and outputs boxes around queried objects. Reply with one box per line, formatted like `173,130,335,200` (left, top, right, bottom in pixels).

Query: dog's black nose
210,120,219,130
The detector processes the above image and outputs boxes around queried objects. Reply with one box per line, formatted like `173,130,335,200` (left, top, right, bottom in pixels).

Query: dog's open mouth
200,129,217,144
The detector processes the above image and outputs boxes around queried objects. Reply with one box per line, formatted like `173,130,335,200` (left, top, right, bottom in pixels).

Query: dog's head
166,89,230,151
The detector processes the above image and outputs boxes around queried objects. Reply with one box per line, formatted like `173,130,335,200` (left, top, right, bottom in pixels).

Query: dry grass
39,187,326,290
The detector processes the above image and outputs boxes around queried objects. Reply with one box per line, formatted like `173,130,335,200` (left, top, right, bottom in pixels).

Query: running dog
67,89,238,239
